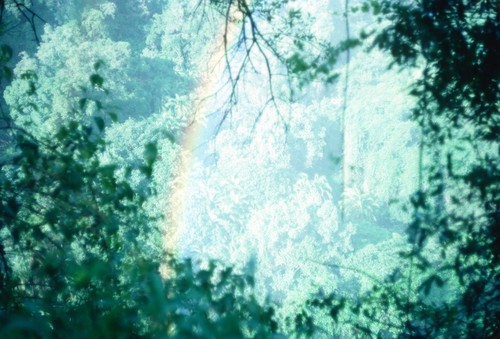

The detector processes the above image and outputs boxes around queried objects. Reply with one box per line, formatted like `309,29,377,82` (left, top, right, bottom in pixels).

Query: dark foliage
0,65,279,337
309,0,499,337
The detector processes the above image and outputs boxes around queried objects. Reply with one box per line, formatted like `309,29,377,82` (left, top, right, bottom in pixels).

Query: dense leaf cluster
0,81,279,337
0,0,498,338
307,0,499,337
0,7,280,332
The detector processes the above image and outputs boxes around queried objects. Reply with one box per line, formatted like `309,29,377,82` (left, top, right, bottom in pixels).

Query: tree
0,69,281,337
0,3,282,334
307,0,499,336
1,0,497,337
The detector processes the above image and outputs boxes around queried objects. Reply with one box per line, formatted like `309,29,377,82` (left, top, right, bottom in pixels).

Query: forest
0,0,498,337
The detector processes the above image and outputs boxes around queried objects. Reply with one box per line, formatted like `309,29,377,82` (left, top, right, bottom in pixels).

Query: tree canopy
0,0,498,337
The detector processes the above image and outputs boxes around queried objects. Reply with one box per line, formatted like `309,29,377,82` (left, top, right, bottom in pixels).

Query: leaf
287,53,309,73
79,98,87,110
56,126,69,141
28,82,37,95
94,117,105,131
68,121,78,131
329,299,345,322
90,74,104,87
140,165,153,178
108,112,118,122
93,60,104,71
2,198,19,222
326,73,339,84
164,131,176,143
144,142,158,166
45,208,59,225
370,0,382,15
0,44,12,62
3,66,13,81
100,165,117,179
19,141,39,160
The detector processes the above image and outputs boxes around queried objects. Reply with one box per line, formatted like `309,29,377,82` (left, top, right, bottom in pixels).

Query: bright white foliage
171,0,421,313
5,21,131,138
144,0,222,77
4,0,422,318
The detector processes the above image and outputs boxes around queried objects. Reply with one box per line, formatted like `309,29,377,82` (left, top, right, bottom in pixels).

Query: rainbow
165,5,244,255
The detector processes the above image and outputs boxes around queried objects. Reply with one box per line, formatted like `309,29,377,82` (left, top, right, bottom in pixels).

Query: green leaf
144,142,158,166
100,165,117,179
28,82,37,95
0,45,12,62
3,66,13,81
3,198,19,222
164,131,176,143
19,141,39,160
68,121,78,131
93,60,104,71
90,74,104,87
45,208,59,225
140,165,152,178
108,112,118,122
118,183,134,201
329,299,345,322
94,117,105,131
79,98,87,110
56,126,69,141
20,70,37,80
288,53,309,73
